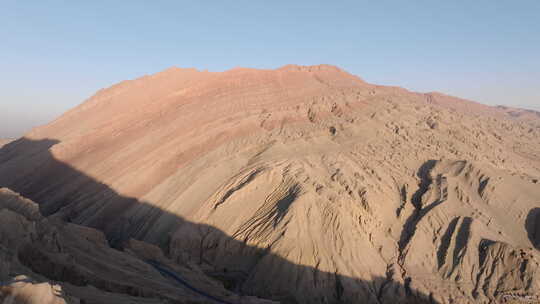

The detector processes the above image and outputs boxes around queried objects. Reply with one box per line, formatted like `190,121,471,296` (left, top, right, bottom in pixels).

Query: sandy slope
0,139,13,149
0,65,539,303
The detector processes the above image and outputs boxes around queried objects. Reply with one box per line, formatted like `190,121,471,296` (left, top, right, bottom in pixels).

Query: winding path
147,260,235,304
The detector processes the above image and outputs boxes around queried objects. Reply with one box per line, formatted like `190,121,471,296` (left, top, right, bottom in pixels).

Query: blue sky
1,1,539,137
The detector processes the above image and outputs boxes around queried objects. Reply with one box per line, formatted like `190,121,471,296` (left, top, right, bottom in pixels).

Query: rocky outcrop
0,275,70,304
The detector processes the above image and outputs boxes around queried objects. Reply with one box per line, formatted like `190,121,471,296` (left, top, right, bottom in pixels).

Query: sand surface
0,65,539,303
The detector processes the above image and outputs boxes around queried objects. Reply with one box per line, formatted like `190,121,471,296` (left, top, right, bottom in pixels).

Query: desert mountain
0,65,539,303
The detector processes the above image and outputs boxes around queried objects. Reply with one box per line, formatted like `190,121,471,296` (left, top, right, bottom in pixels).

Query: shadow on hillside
0,137,440,304
526,208,540,250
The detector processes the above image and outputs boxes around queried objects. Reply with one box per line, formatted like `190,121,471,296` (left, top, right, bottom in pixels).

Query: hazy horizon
1,1,539,138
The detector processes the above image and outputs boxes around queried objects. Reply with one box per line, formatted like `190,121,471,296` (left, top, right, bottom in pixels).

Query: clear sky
1,1,539,138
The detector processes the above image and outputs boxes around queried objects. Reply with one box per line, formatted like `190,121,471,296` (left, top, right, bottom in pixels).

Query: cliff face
0,65,539,303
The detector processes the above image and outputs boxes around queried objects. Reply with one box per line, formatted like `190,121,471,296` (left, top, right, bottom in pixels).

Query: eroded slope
0,65,539,303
